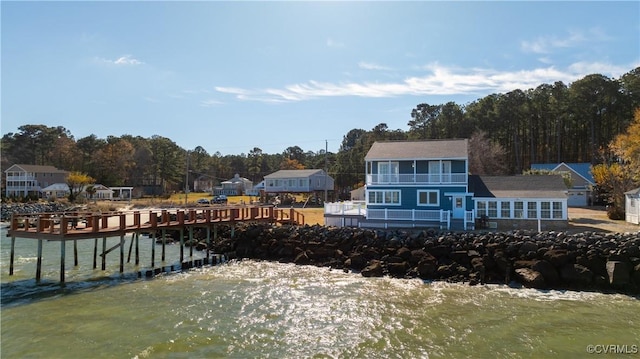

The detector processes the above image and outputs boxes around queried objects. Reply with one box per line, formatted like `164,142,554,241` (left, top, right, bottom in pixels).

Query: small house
625,187,640,225
264,169,334,194
530,163,593,207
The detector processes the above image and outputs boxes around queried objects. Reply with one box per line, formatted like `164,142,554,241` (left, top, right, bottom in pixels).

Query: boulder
606,261,631,287
361,260,383,277
515,268,546,289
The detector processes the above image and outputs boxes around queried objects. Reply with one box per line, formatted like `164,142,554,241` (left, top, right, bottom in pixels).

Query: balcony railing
366,173,467,185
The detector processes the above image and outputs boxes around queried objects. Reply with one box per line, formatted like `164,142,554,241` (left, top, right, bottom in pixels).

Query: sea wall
207,223,640,295
1,202,72,222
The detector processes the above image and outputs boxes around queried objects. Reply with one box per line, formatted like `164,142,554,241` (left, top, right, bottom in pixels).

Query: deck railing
366,173,466,185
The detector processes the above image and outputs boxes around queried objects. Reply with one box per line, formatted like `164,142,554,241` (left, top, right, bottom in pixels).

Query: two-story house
4,164,69,198
362,139,473,229
325,139,569,231
264,169,334,194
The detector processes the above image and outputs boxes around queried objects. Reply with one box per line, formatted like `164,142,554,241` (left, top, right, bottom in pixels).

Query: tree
610,108,640,181
280,158,305,170
408,104,441,139
592,163,635,219
66,171,95,202
467,130,508,175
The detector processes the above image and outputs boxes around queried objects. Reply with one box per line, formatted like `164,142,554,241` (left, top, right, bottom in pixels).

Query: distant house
350,186,365,201
41,183,114,200
625,187,640,225
263,169,334,194
4,164,69,198
530,163,594,207
194,175,217,193
214,174,253,196
325,139,568,231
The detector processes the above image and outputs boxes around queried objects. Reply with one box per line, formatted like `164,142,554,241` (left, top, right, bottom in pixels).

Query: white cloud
359,62,392,71
326,38,345,48
214,62,636,103
96,54,144,66
200,99,223,107
521,28,607,54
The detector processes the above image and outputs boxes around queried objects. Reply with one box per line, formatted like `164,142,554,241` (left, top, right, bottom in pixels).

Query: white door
452,195,465,219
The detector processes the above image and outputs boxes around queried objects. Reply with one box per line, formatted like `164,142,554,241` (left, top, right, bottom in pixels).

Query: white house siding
625,188,640,225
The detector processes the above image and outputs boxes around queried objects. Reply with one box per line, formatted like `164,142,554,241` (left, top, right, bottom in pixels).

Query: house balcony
366,173,467,185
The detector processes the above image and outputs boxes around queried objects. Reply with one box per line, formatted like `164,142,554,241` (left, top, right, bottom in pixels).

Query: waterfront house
42,183,115,200
530,162,594,207
4,164,69,198
214,174,253,196
325,139,569,231
624,187,640,225
263,169,334,194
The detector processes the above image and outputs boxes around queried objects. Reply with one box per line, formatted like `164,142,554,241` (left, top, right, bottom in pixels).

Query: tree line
1,68,639,200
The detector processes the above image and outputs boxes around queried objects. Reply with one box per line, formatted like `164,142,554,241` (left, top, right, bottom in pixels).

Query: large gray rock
606,261,630,287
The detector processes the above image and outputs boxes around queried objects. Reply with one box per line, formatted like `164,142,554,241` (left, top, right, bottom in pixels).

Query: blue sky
2,1,639,155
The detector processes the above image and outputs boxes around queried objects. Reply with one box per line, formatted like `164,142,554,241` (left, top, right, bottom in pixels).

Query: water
2,227,639,358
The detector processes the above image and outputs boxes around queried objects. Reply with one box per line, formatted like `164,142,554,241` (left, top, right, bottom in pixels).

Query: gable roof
625,187,640,196
470,175,568,199
5,164,68,174
530,162,594,184
365,139,468,161
264,169,327,179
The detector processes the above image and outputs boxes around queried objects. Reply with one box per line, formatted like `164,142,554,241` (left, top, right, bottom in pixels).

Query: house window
541,202,551,219
488,201,498,218
527,202,537,219
378,162,399,183
501,202,511,218
417,190,439,206
514,201,524,218
368,190,400,205
552,202,563,218
477,201,487,217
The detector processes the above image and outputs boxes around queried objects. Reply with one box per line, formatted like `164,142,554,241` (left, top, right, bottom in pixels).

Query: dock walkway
6,205,304,283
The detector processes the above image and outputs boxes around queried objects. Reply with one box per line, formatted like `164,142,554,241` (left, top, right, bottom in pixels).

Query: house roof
5,164,68,174
469,175,568,199
625,187,640,196
364,139,468,161
41,183,70,191
530,162,594,184
264,169,327,179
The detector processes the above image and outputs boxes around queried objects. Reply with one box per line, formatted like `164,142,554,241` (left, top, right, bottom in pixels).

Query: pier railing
8,205,304,240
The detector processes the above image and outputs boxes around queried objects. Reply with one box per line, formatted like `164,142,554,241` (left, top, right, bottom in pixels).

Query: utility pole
185,150,190,207
324,140,328,203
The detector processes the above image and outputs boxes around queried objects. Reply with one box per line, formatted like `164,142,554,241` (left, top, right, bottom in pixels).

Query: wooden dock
6,205,304,283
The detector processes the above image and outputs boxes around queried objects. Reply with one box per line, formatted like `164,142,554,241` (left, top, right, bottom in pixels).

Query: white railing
324,201,367,216
367,173,466,185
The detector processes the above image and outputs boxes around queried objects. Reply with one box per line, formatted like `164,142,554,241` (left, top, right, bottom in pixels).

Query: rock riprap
205,223,640,295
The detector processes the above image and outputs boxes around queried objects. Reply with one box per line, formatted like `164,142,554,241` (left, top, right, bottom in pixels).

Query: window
488,201,498,218
552,202,563,218
514,201,524,218
417,190,439,206
477,200,487,217
501,202,511,218
541,202,551,218
527,202,537,219
378,162,399,183
368,190,400,205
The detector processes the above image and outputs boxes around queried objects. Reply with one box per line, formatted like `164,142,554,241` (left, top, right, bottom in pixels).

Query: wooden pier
6,205,304,283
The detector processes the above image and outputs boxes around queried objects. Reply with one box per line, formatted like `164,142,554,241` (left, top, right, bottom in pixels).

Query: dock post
102,237,107,270
151,232,156,268
9,236,15,275
93,238,98,269
119,235,124,273
74,240,78,267
60,240,66,283
36,239,43,282
180,228,184,263
206,226,211,262
189,227,194,260
161,229,166,261
127,233,134,263
135,232,140,265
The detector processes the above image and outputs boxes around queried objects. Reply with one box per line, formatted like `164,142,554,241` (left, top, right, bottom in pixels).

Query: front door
452,195,465,219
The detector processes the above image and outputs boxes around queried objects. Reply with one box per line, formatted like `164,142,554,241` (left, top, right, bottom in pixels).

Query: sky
1,1,639,156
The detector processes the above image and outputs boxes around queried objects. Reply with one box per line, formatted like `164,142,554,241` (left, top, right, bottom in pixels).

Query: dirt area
567,207,639,234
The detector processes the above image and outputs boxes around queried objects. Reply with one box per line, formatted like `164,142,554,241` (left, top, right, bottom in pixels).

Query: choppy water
1,227,639,358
